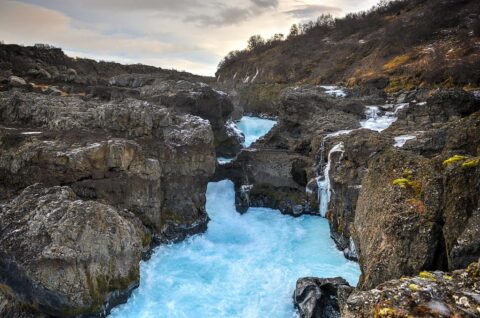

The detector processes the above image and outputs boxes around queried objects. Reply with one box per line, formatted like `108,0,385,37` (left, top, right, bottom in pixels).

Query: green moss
462,158,480,169
419,271,436,281
408,283,420,292
392,178,411,188
82,263,140,316
443,155,468,167
375,307,398,318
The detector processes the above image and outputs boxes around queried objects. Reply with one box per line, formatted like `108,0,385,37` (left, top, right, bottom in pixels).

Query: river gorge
110,117,360,318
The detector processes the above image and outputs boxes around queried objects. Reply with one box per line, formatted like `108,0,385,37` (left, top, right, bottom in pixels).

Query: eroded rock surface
0,184,146,316
0,89,217,315
341,260,480,318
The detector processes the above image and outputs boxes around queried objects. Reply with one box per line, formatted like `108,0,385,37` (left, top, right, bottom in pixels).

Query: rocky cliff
0,44,236,316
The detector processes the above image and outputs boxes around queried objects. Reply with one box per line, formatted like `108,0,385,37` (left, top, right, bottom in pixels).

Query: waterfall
317,142,344,217
360,103,408,132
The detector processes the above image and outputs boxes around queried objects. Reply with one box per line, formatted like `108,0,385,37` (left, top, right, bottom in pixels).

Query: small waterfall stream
314,102,410,218
317,143,344,218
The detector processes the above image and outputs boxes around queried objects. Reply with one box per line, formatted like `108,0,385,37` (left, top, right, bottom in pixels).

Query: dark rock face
327,129,390,259
391,89,480,132
232,149,315,215
108,76,242,156
354,110,480,289
341,260,480,318
0,184,146,316
293,277,353,318
0,89,217,315
0,92,215,241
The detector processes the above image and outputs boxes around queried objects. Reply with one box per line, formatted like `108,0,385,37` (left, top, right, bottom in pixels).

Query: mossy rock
443,155,468,167
462,158,479,169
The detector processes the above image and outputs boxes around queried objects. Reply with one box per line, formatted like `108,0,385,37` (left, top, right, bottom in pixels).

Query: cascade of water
317,142,344,217
108,116,360,318
360,105,400,132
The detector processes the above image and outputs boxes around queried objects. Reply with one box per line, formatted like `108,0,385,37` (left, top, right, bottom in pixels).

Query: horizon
0,0,380,76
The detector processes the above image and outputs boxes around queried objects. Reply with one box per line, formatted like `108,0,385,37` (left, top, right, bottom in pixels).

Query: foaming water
236,116,277,147
360,106,397,132
110,180,360,318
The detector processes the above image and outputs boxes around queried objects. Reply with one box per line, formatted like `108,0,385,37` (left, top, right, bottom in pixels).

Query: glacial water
217,116,277,164
109,116,360,318
236,116,277,147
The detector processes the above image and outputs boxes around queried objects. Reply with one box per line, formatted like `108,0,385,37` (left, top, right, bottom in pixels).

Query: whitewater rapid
109,116,360,318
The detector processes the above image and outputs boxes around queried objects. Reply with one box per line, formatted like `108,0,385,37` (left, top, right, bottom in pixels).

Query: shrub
383,54,410,71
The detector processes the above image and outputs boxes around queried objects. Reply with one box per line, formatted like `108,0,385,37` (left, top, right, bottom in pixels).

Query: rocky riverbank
217,83,480,317
0,44,242,317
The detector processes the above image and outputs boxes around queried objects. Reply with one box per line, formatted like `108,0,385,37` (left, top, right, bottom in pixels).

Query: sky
0,0,380,76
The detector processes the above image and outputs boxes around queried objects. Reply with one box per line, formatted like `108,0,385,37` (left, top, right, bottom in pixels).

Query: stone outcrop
341,260,480,318
219,148,315,215
0,92,216,243
108,76,241,156
353,101,480,289
0,89,217,316
219,85,377,216
0,184,146,316
326,129,390,259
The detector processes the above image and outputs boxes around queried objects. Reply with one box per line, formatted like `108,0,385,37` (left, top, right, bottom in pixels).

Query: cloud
23,0,203,13
1,0,379,75
251,0,278,8
284,4,342,19
187,7,254,27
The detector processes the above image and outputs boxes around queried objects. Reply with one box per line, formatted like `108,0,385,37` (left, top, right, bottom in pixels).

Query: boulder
225,148,316,215
0,184,147,316
293,277,352,318
8,76,26,87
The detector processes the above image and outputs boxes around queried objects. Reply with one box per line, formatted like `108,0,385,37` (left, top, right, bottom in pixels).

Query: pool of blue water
236,116,277,148
109,116,360,318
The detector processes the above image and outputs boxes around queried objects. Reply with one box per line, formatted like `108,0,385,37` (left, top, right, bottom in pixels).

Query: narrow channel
109,117,360,318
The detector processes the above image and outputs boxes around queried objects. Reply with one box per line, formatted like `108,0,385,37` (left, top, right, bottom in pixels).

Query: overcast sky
0,0,380,76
